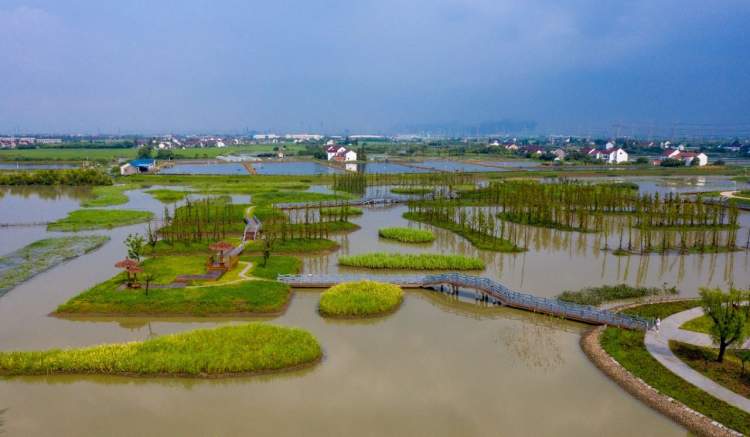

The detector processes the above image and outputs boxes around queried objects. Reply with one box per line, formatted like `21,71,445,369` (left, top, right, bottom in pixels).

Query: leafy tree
155,148,174,160
136,145,153,159
125,233,146,262
635,156,649,165
699,287,748,362
735,349,750,375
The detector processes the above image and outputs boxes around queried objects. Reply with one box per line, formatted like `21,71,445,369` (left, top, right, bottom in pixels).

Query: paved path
644,306,750,413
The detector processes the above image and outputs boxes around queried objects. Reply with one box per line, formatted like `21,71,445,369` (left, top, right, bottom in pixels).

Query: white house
119,163,137,176
326,145,357,162
605,141,616,150
605,148,628,164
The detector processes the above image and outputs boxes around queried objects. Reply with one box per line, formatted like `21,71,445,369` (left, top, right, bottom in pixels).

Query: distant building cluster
0,137,62,148
325,145,357,162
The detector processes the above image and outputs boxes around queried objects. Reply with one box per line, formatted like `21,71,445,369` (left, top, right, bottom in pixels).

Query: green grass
145,189,189,203
378,227,435,243
244,238,339,254
338,252,484,270
557,284,678,306
142,240,220,256
319,280,403,317
390,186,432,195
80,184,136,207
138,255,208,285
620,300,700,320
0,236,109,296
47,209,153,231
56,276,291,316
244,255,302,280
0,144,306,162
681,314,750,337
0,323,321,377
670,341,750,399
319,206,363,216
404,211,523,252
600,327,750,434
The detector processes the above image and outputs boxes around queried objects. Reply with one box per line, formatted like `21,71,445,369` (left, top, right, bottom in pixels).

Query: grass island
338,252,484,270
378,227,435,243
48,209,154,231
0,323,322,377
319,280,404,318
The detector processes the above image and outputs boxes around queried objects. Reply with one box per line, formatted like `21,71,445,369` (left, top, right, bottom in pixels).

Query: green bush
338,252,484,270
0,323,321,377
0,168,112,186
378,227,435,243
319,280,403,317
557,283,677,306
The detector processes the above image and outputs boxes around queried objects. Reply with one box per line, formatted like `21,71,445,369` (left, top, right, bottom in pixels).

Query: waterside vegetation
319,280,404,317
378,227,435,243
47,209,153,231
338,252,484,270
0,323,321,377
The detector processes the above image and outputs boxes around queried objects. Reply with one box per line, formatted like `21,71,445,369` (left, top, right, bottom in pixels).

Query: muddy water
3,181,742,435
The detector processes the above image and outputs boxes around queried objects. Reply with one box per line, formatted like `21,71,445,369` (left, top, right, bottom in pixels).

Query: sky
0,1,749,136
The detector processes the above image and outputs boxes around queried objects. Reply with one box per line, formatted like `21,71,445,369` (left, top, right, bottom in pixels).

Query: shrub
319,280,403,317
378,227,435,243
557,283,677,306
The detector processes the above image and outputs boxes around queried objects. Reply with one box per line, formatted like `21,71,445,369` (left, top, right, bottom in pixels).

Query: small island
319,280,404,318
378,227,435,243
0,323,322,377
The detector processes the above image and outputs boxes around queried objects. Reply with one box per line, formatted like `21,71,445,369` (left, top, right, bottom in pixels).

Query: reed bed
338,252,484,270
557,283,678,306
378,227,435,243
0,323,321,377
319,280,403,317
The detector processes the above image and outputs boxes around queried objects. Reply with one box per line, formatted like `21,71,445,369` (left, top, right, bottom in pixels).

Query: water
159,163,249,175
251,162,341,175
2,179,746,435
417,160,509,172
362,162,432,173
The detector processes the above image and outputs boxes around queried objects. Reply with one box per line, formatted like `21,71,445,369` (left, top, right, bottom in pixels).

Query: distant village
4,132,748,171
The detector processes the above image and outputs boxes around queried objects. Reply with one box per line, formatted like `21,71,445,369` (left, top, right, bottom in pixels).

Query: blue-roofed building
120,159,156,175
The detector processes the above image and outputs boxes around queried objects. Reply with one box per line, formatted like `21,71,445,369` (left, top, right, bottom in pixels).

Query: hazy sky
1,1,749,135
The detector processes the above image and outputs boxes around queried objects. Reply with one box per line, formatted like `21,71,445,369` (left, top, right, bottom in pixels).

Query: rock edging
580,326,742,437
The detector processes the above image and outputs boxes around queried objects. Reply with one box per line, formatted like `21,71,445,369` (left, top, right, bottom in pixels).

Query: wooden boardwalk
277,273,653,331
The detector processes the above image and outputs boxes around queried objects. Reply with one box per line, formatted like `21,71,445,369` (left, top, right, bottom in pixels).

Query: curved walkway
644,307,750,414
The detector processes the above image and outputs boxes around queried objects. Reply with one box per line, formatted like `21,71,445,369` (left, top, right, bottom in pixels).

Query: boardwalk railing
277,273,654,331
274,192,456,210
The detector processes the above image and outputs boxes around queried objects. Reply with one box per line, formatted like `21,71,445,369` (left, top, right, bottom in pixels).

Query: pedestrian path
644,306,750,413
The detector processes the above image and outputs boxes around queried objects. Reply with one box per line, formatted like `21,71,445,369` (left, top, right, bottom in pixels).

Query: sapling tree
125,233,145,262
699,287,748,362
735,349,750,376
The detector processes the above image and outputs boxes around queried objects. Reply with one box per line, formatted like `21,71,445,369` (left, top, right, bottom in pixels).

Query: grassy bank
146,189,189,203
0,236,109,296
403,211,522,252
557,284,678,306
48,209,153,231
80,184,137,207
681,314,750,337
244,255,302,280
671,341,750,399
56,276,291,316
600,301,750,434
378,227,435,243
339,252,484,270
0,323,321,377
319,280,403,317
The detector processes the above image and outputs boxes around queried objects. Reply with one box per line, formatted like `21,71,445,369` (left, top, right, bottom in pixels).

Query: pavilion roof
115,259,140,269
209,241,235,252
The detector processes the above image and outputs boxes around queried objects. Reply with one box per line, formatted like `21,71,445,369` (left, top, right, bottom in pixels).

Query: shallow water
159,163,248,175
251,161,341,175
2,178,746,435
